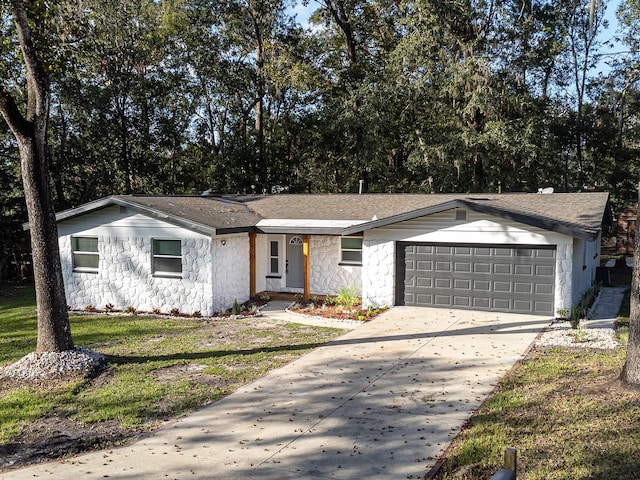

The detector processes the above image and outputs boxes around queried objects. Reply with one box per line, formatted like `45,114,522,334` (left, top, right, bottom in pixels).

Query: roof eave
342,200,463,235
257,226,346,235
342,198,602,240
37,196,222,237
458,200,601,241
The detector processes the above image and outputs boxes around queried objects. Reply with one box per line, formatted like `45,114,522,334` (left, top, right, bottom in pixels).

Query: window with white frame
340,237,363,265
269,240,280,275
72,236,99,273
152,239,182,276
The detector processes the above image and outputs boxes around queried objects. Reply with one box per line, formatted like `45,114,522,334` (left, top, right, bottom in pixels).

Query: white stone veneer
310,236,361,295
211,235,250,311
361,239,395,308
60,234,217,315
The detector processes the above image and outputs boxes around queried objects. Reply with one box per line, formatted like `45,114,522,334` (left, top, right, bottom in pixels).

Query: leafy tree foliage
1,0,639,276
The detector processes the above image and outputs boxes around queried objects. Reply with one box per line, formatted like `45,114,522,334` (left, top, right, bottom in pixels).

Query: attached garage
397,243,556,315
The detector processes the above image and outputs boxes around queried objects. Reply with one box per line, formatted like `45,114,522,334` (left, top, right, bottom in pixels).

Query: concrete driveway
1,307,551,480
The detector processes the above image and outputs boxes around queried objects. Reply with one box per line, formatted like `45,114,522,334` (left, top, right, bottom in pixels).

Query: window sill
73,269,98,274
266,275,282,279
339,262,362,267
153,273,183,279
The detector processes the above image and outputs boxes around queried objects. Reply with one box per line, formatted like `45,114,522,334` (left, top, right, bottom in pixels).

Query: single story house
48,192,611,317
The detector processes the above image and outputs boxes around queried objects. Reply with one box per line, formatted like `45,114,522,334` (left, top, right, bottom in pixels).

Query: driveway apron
1,307,550,480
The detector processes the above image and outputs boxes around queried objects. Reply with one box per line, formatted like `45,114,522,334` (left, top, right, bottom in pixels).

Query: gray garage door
398,243,556,315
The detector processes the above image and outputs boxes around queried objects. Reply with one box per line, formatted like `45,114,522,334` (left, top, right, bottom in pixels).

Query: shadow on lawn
104,341,330,365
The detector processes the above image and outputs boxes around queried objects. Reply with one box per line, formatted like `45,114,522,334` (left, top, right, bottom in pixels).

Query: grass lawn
0,284,346,469
436,265,640,480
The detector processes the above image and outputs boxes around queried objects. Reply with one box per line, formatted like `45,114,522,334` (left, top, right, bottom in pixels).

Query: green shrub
232,298,240,315
335,286,360,310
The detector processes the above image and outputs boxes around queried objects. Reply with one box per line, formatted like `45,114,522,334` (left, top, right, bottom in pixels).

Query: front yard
0,285,346,470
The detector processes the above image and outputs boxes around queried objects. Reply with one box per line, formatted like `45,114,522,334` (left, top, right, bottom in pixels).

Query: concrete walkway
1,308,552,480
585,286,627,329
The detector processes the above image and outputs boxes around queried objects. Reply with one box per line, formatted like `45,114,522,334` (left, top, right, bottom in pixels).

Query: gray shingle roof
53,192,611,240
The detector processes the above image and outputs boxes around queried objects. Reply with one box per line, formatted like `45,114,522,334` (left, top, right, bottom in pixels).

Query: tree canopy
1,0,639,270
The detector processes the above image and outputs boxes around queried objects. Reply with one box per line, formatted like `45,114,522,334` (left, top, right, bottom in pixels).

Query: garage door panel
454,296,471,307
535,284,553,294
434,294,452,306
455,262,471,272
416,260,432,271
536,265,554,277
492,298,511,310
473,297,490,308
514,283,532,294
494,264,511,274
493,281,512,292
514,264,533,275
474,263,491,273
401,243,555,315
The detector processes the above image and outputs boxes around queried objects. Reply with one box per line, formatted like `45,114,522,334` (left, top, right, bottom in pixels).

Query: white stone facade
309,236,361,295
211,235,251,311
59,234,216,315
361,240,395,308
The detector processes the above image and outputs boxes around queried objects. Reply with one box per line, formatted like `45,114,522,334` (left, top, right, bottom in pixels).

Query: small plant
260,292,271,302
294,292,304,302
232,298,240,315
323,295,336,306
192,310,202,318
152,307,161,314
569,307,582,329
170,307,180,316
247,303,259,314
310,294,320,304
125,305,136,314
574,322,588,342
85,304,97,312
357,315,366,321
335,286,360,310
104,303,115,313
556,308,569,319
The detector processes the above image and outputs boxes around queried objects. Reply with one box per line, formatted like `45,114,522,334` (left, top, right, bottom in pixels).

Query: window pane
270,258,279,273
154,239,181,256
342,251,362,263
73,253,99,269
154,257,182,273
341,237,362,250
73,237,98,252
270,241,278,257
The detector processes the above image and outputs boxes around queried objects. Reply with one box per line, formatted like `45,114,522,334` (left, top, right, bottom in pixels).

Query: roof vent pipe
359,179,364,195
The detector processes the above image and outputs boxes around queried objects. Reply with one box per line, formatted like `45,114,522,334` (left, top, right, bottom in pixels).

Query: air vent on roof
537,187,554,194
455,209,467,221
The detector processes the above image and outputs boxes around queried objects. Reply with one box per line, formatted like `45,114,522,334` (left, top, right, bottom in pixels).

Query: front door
286,235,304,288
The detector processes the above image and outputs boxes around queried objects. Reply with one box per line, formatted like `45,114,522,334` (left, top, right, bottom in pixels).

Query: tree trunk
623,185,640,384
19,133,74,352
0,0,74,353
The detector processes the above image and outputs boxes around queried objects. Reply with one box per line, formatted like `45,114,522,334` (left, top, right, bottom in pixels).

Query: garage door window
340,237,363,265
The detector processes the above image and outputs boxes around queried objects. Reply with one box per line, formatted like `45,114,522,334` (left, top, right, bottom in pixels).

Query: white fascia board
256,219,367,235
